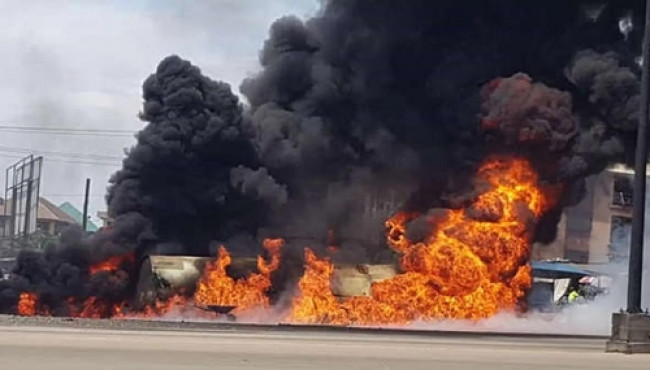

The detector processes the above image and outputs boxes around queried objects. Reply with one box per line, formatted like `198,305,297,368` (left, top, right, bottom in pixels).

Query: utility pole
82,178,90,232
607,0,650,353
628,0,650,315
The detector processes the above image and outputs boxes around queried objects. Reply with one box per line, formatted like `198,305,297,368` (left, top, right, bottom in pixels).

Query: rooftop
59,202,99,232
0,197,76,224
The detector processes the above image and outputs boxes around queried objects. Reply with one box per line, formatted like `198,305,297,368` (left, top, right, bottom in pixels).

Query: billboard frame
3,155,43,238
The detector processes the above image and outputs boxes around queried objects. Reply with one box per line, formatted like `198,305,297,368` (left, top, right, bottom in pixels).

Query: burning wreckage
0,0,645,325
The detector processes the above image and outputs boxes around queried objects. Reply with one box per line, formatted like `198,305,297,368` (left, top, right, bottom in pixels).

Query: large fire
15,157,555,325
288,157,555,324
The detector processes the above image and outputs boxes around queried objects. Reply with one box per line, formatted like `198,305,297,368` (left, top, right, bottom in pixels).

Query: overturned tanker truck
127,189,404,319
133,247,398,319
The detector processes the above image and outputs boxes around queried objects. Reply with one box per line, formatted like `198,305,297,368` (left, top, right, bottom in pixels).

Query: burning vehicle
0,0,645,325
135,251,397,319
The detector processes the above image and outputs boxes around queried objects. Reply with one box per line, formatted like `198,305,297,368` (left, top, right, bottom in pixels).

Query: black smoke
2,0,648,315
1,56,279,314
242,0,645,254
106,55,279,257
0,227,134,316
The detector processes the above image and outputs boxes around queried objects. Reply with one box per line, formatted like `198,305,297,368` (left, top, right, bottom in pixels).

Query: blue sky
0,0,318,223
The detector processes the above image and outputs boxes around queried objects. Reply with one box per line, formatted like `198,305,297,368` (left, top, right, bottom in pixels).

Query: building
96,211,113,229
0,197,77,237
59,202,99,232
532,163,648,264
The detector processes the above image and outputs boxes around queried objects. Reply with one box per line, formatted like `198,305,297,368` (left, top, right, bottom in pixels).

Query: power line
0,146,123,161
0,124,136,133
43,158,122,167
0,141,134,168
0,153,122,167
0,124,137,137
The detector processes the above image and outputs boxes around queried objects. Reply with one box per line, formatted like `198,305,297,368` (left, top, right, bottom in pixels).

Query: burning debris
17,293,36,316
89,253,134,275
193,238,283,313
0,1,646,325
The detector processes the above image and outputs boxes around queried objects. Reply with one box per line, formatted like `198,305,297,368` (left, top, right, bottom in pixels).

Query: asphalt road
0,325,646,369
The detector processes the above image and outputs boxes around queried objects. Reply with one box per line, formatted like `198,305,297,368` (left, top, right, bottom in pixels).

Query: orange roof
0,197,76,224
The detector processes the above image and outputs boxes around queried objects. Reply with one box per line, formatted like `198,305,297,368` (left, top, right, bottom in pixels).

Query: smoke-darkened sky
0,0,318,222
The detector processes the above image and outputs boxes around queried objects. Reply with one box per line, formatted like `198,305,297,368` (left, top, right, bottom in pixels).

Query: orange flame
51,252,137,318
14,158,556,325
193,238,284,312
288,248,347,324
121,295,195,318
385,212,417,253
89,253,134,275
17,292,37,316
287,157,556,324
65,295,195,319
65,297,123,319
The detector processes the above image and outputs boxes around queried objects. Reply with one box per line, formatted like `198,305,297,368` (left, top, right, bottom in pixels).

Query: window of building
565,209,592,238
612,175,633,207
609,216,632,262
565,249,589,263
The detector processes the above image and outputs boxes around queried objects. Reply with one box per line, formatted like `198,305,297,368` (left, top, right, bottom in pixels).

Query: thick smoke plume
1,0,648,315
107,55,275,257
1,56,275,313
243,0,645,250
480,73,578,153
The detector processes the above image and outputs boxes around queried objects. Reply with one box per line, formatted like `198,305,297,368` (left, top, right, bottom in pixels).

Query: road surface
0,325,646,369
